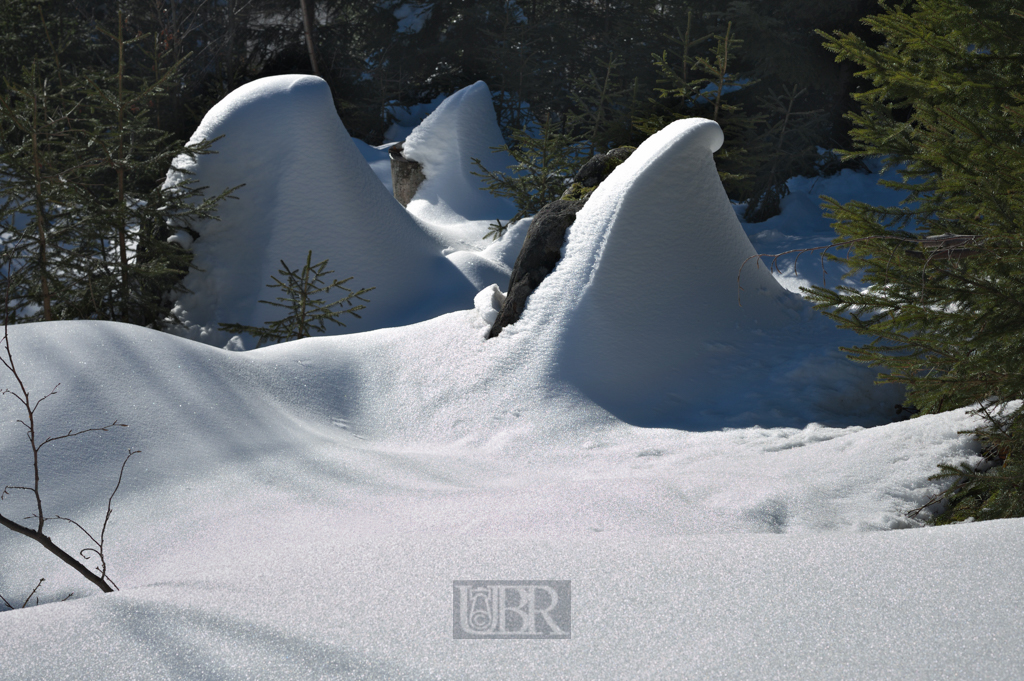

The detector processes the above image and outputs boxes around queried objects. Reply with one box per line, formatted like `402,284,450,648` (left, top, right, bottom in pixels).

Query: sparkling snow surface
1,77,1021,679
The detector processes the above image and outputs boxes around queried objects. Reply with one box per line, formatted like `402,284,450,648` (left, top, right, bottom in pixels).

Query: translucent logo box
453,580,571,639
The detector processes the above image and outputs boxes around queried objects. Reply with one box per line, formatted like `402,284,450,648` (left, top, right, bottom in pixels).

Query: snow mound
0,319,994,680
473,283,505,327
495,118,900,428
2,68,1020,679
384,93,447,143
166,75,475,348
402,81,518,224
350,138,395,192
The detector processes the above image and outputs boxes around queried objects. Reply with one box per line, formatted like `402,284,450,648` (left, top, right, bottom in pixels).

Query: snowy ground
1,76,1020,679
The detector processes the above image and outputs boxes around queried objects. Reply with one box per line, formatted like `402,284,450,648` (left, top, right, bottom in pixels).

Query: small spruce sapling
471,114,585,240
219,251,373,346
743,85,826,222
566,52,642,155
635,15,762,199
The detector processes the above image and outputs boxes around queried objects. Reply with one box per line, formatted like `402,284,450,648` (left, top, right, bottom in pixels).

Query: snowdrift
0,318,1004,681
166,75,475,347
167,79,897,426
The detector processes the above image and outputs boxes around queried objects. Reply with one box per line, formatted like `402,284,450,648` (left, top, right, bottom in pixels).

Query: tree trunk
299,0,320,77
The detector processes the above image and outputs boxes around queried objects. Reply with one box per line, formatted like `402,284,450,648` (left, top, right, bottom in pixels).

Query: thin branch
100,449,138,569
0,253,130,597
39,421,127,448
0,512,113,593
20,578,44,609
28,385,59,411
2,485,34,498
51,516,101,551
51,448,139,587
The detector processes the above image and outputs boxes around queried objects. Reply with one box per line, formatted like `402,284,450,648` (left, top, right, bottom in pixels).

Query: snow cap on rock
402,81,518,224
501,118,868,426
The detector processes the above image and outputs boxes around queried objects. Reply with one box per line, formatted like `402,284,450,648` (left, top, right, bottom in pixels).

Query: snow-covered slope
480,119,899,428
0,316,1002,681
1,78,1019,680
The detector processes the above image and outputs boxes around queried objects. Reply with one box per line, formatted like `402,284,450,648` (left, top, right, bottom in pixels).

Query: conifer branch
219,251,373,346
737,233,990,303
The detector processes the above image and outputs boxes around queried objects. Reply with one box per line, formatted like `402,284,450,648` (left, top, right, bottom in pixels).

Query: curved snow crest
512,117,789,342
166,75,475,347
402,81,517,224
500,118,896,428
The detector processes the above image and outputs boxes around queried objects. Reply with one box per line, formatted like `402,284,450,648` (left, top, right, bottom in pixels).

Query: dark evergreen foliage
0,0,889,328
805,0,1024,521
634,15,765,198
0,7,234,327
565,53,643,155
471,115,586,239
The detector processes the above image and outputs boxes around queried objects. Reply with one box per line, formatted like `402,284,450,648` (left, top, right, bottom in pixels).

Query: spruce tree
566,53,643,155
635,14,764,198
742,85,828,222
0,61,78,322
1,7,234,327
219,251,373,347
72,11,218,326
806,0,1024,520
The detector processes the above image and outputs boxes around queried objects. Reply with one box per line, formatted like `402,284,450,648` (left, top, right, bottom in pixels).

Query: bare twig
0,513,115,593
52,447,139,588
906,489,951,520
20,578,44,608
0,579,67,611
0,251,136,602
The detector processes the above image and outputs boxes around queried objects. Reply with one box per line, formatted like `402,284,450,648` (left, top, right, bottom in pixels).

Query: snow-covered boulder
166,75,476,347
556,119,793,385
402,81,518,224
496,118,900,428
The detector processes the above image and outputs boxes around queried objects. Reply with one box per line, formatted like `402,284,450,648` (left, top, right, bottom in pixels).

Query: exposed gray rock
487,200,585,338
573,153,613,188
486,146,635,339
605,146,634,163
560,146,635,202
389,142,426,206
